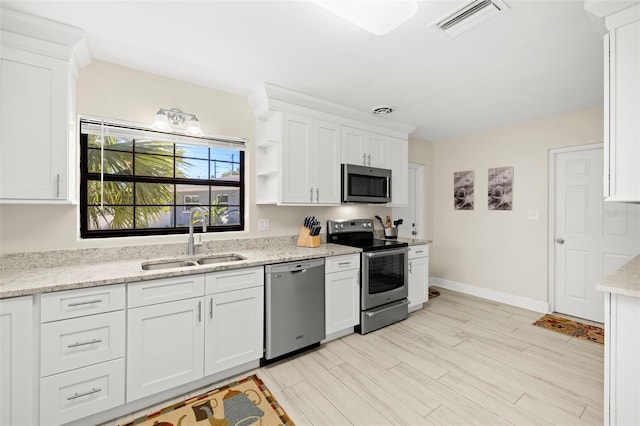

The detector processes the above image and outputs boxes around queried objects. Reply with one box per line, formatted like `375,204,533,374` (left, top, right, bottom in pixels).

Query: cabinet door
325,269,360,335
204,287,264,376
316,120,341,204
0,296,34,426
281,113,314,203
341,126,367,165
606,11,640,201
367,132,387,168
386,137,409,206
408,256,429,309
127,297,204,402
0,47,70,201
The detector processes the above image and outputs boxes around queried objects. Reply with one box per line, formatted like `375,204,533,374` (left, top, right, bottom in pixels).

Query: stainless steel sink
141,253,246,270
141,260,198,270
196,254,246,265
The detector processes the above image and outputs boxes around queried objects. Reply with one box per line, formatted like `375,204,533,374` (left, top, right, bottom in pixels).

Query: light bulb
151,111,172,131
185,117,204,136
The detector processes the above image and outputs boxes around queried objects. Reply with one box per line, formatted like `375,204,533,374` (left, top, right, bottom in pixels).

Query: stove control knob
339,224,344,229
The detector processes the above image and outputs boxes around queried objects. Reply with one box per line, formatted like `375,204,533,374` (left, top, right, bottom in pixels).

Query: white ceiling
2,1,609,141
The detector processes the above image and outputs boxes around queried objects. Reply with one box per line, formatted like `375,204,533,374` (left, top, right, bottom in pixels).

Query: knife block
296,226,320,248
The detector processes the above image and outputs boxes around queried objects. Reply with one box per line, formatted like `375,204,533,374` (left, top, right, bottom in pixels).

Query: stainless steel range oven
327,218,409,334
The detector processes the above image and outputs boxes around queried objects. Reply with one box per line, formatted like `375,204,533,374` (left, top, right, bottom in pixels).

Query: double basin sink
141,253,246,271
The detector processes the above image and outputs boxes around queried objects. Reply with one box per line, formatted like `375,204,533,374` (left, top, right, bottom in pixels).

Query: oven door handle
363,247,409,258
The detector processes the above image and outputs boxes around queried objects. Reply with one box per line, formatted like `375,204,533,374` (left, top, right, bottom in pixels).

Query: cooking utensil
393,219,404,228
385,215,392,228
384,227,398,239
374,215,385,228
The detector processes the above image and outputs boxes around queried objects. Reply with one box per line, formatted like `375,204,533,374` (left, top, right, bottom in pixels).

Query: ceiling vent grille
435,0,509,38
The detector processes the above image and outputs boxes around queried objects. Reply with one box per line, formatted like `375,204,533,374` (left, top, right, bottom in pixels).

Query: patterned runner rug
429,288,441,299
532,314,604,344
121,374,294,426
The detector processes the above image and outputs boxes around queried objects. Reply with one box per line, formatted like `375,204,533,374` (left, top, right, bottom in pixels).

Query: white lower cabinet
127,268,264,402
204,286,264,376
325,254,360,337
605,292,640,426
126,296,205,402
39,285,126,425
408,245,429,311
40,358,125,426
0,296,34,426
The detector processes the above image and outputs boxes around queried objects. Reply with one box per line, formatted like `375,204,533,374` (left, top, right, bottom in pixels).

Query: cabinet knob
556,238,565,244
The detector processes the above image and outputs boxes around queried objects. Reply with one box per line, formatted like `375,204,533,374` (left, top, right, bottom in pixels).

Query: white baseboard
430,277,550,313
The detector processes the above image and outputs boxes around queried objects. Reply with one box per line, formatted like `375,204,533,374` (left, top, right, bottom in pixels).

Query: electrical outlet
258,219,269,231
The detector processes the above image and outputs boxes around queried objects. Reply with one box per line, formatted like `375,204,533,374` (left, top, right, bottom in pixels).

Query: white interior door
393,163,424,239
553,146,639,323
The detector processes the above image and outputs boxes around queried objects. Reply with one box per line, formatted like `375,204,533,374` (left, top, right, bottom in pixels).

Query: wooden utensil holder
297,226,320,248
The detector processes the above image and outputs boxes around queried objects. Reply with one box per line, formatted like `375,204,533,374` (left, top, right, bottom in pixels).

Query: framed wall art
488,166,513,210
454,170,474,210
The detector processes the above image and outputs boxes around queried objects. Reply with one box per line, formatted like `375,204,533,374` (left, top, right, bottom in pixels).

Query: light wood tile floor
109,288,604,426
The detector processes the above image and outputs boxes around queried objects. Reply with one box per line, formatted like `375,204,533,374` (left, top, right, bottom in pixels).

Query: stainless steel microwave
341,164,392,204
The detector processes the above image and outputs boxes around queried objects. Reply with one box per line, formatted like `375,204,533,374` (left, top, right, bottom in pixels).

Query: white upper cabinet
603,4,640,201
341,126,386,168
0,9,90,203
257,112,341,205
386,137,409,206
251,83,414,206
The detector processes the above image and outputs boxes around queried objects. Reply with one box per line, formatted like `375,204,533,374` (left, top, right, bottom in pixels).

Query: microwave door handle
364,247,409,259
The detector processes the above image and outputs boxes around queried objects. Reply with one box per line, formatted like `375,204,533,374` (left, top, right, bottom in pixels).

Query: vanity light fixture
151,108,204,136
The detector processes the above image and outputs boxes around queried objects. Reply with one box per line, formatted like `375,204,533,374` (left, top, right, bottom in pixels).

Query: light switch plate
258,219,269,231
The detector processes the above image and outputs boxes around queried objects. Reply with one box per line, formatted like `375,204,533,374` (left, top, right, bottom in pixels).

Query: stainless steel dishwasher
264,258,325,362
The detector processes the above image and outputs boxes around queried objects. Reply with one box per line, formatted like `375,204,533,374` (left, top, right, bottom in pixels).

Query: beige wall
430,107,604,302
0,61,416,254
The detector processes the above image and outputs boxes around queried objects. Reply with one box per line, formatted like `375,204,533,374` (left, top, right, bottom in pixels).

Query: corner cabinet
0,9,90,203
408,244,429,311
256,111,341,205
603,4,640,202
0,296,34,426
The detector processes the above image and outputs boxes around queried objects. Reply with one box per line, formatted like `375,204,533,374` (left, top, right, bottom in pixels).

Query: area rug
532,314,604,344
121,374,294,426
429,288,441,299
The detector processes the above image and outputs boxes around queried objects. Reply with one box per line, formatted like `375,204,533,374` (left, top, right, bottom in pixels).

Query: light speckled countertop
0,236,431,298
597,254,640,298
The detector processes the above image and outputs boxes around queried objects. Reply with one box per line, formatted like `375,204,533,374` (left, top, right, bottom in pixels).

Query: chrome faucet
187,207,208,256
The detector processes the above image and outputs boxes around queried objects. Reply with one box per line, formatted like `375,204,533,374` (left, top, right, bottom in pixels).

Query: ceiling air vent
435,0,509,38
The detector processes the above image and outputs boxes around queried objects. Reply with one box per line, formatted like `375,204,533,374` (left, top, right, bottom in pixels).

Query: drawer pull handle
338,262,351,266
67,299,103,307
67,338,102,348
67,387,102,400
209,298,213,319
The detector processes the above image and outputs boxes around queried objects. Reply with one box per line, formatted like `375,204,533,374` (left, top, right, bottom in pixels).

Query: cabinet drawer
409,245,429,259
128,275,205,308
41,284,125,322
205,266,264,294
326,254,360,273
40,358,125,426
41,311,125,377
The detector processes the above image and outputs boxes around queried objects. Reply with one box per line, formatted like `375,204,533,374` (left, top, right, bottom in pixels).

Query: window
80,120,245,238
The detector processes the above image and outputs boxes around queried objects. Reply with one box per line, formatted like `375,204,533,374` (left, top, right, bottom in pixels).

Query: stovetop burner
327,219,408,252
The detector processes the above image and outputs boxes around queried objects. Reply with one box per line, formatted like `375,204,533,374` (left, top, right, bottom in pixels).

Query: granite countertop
597,254,640,298
0,236,431,299
0,241,360,298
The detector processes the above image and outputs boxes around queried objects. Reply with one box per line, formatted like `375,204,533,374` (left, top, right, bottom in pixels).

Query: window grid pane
80,126,244,238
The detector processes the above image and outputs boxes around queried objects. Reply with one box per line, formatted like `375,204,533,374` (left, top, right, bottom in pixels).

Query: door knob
556,238,565,244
